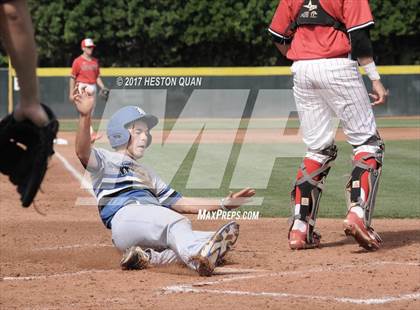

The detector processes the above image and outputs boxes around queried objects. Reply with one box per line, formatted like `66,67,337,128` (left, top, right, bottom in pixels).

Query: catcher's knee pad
289,144,338,243
346,134,384,227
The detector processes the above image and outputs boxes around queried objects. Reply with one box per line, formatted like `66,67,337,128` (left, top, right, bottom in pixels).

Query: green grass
59,119,102,132
68,116,419,218
137,139,420,218
375,118,420,128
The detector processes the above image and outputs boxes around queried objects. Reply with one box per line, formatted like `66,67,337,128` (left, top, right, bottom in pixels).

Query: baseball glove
0,104,59,207
99,88,110,101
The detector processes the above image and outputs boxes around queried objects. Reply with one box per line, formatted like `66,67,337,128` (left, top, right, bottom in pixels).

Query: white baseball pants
111,203,214,269
292,58,377,156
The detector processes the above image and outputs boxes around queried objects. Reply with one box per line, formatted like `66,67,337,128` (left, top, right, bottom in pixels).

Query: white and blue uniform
87,147,214,268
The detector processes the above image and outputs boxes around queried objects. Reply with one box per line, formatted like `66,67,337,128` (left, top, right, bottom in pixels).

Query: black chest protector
289,0,346,33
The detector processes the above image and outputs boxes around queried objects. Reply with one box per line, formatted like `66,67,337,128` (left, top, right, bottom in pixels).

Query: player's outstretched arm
73,87,96,167
172,188,256,214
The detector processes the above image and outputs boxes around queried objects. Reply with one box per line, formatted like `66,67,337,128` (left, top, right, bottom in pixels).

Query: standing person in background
69,38,109,142
0,0,58,207
269,0,388,251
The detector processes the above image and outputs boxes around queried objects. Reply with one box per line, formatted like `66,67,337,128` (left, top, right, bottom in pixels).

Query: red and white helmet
81,38,95,49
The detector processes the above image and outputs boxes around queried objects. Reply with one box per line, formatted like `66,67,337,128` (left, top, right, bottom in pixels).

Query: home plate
54,138,69,145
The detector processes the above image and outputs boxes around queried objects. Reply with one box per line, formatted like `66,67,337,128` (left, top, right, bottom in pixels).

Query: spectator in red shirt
69,38,108,142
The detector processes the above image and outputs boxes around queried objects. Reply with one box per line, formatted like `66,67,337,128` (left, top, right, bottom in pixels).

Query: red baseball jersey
269,0,374,60
71,55,100,84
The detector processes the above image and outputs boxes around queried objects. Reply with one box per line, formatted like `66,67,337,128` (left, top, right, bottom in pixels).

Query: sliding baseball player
72,87,255,276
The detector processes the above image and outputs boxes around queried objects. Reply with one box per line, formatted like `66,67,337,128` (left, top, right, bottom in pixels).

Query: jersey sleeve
147,167,182,209
343,0,374,32
268,0,294,42
86,148,106,174
71,59,79,79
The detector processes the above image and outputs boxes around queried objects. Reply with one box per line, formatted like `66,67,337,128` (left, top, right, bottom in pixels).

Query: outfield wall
0,67,419,118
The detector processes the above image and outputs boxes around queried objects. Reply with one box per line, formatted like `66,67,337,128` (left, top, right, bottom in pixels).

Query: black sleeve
268,29,293,45
349,27,374,59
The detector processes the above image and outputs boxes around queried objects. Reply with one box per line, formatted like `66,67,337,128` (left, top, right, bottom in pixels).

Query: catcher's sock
354,152,377,203
293,158,322,224
349,205,364,218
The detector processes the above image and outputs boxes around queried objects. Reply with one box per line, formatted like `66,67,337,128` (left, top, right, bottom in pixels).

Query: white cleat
120,246,150,270
191,221,240,276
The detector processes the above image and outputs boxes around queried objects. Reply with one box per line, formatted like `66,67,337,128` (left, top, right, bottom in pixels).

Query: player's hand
72,85,94,116
223,188,256,210
369,80,389,106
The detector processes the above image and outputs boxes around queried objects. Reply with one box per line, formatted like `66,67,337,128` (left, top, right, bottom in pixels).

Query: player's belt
327,53,350,59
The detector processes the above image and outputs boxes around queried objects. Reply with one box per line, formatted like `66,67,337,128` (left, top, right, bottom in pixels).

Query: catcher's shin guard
345,136,384,228
289,145,338,248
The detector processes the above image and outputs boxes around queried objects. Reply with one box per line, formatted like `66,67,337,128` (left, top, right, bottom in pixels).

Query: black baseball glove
99,88,110,101
0,104,59,207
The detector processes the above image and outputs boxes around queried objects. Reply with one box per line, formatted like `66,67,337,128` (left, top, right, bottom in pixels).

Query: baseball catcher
0,104,58,207
269,0,388,251
73,87,255,276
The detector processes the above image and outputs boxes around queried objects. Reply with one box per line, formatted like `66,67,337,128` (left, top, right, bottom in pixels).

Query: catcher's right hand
0,104,59,207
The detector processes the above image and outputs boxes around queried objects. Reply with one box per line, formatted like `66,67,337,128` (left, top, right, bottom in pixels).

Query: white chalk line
1,269,110,281
1,261,418,305
33,243,112,251
165,287,420,305
54,151,95,198
212,267,267,275
180,261,419,288
0,267,263,283
163,261,420,305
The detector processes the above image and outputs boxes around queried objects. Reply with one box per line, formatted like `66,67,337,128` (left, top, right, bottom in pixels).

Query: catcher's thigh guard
346,135,384,227
290,144,338,243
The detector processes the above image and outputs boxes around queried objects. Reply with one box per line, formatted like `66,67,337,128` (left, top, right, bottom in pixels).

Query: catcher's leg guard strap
290,145,338,243
346,135,384,227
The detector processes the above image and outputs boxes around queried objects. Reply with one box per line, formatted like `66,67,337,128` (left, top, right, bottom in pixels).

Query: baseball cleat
344,209,383,251
288,228,321,250
120,246,150,270
191,221,240,276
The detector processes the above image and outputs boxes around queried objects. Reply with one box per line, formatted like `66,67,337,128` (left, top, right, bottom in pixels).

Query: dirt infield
1,136,419,309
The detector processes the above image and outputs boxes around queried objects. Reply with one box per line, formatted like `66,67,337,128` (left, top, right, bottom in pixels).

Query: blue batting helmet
107,106,158,149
